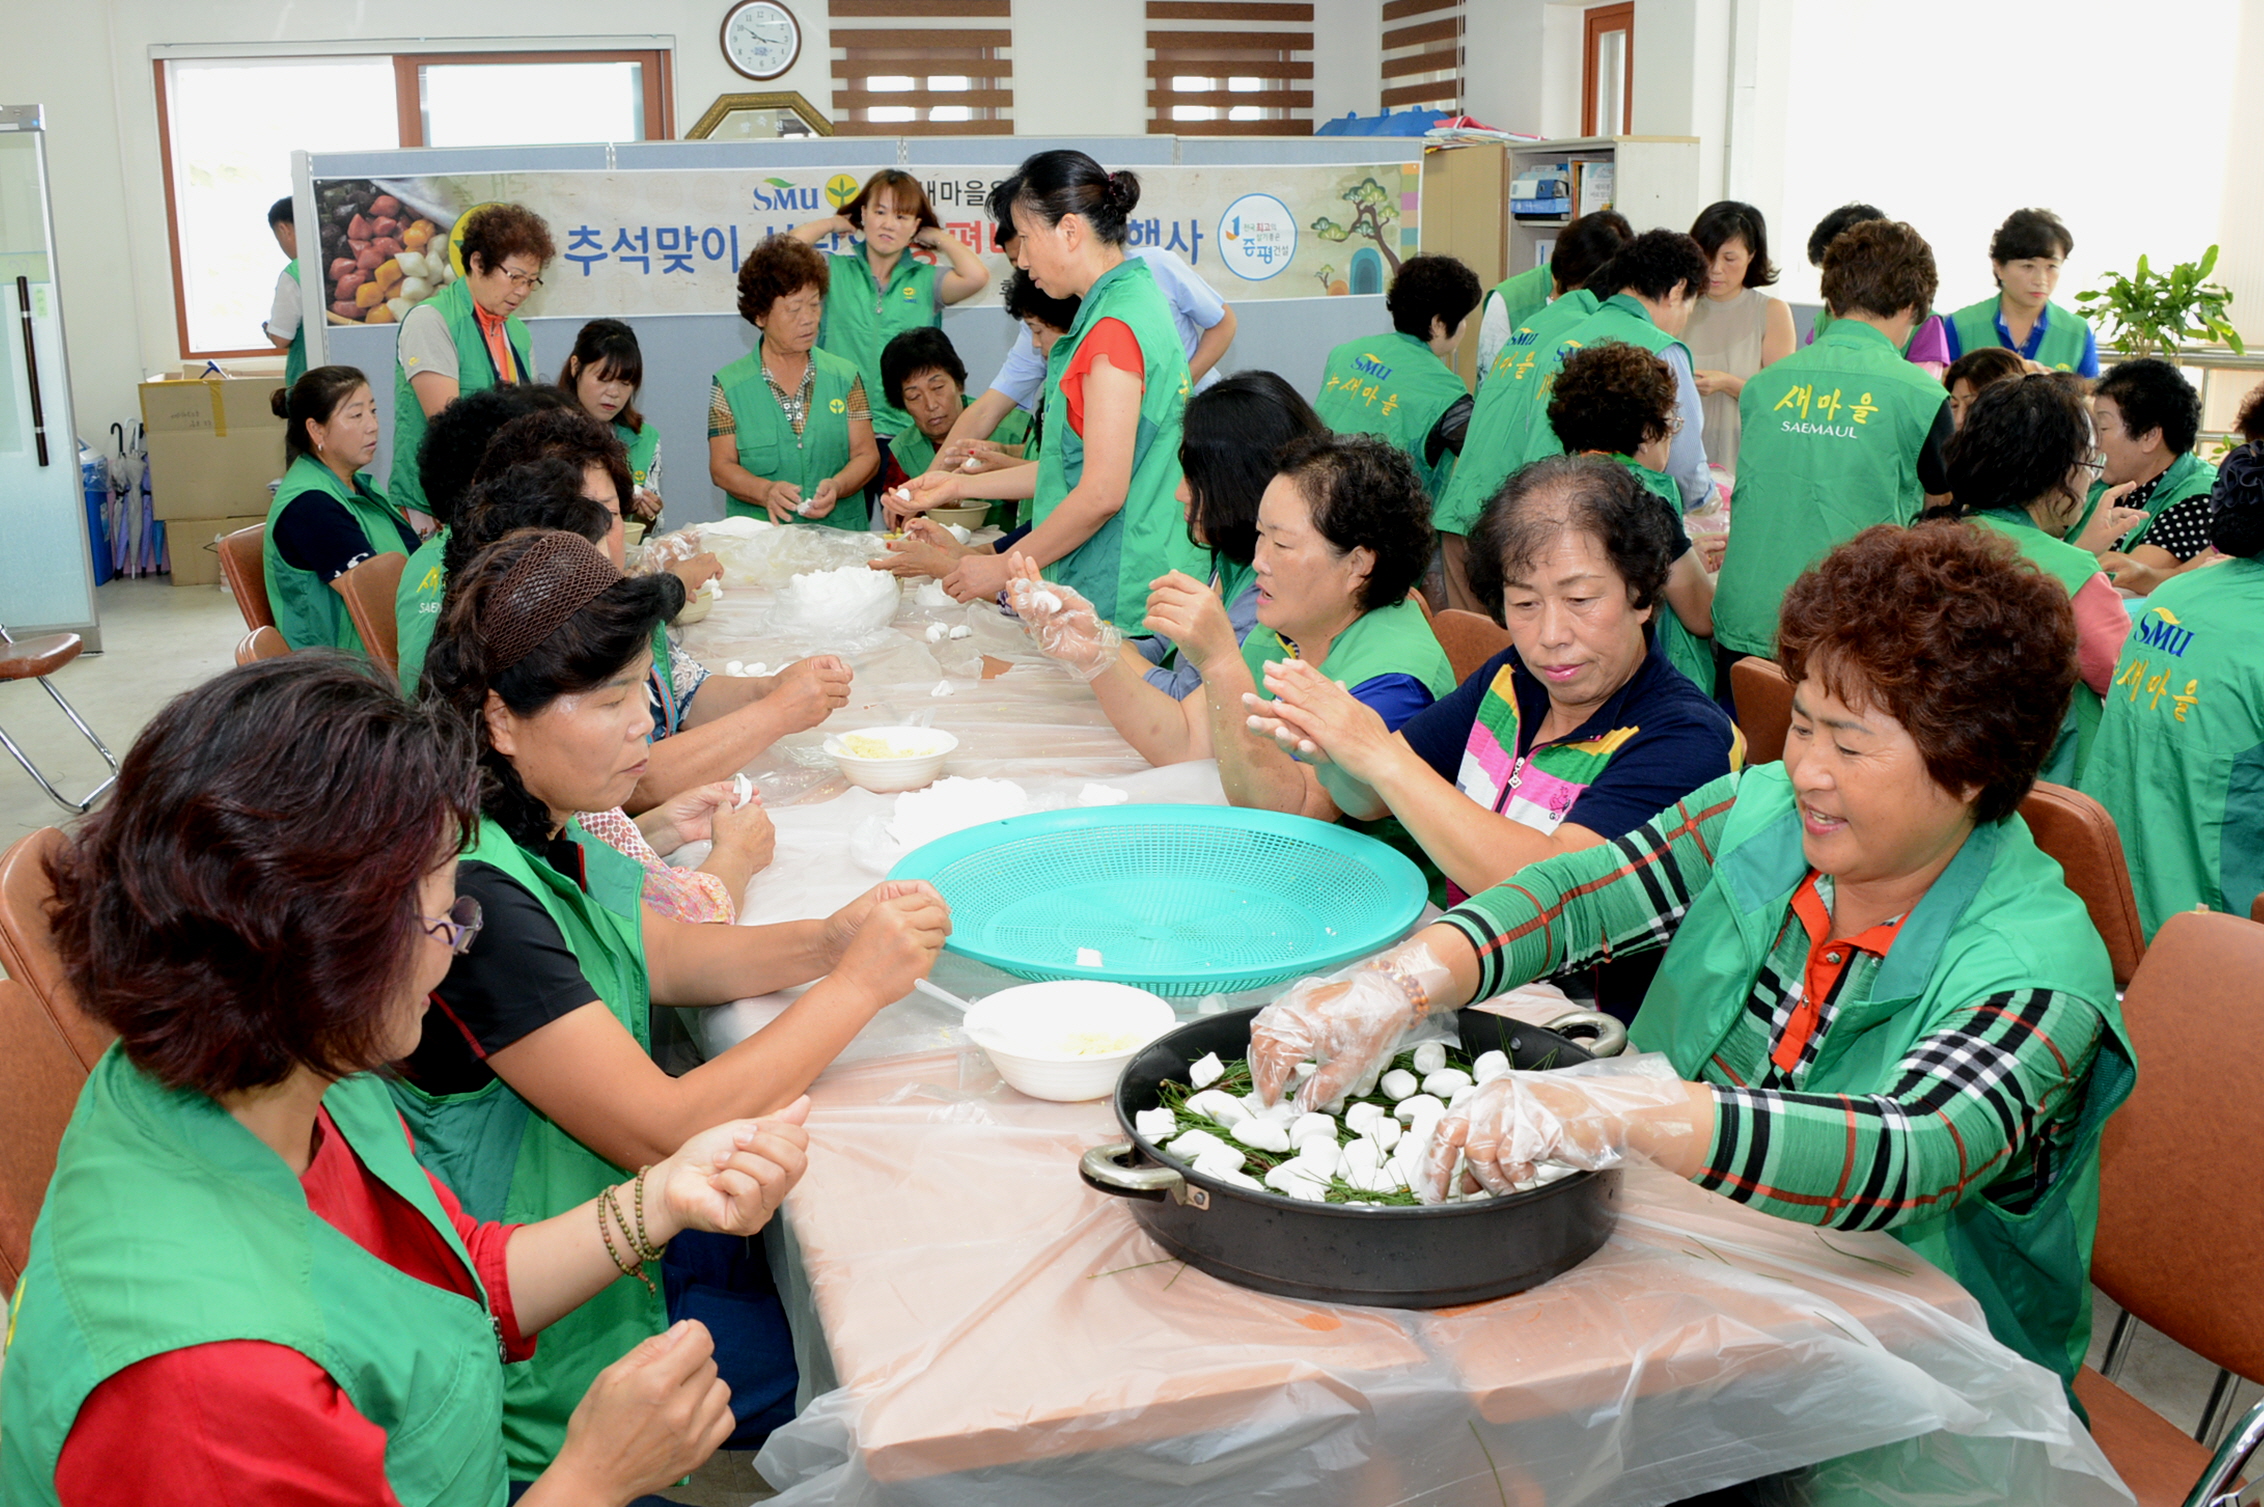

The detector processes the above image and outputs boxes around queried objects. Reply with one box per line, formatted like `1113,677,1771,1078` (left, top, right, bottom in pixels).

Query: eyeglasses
422,895,484,956
2079,456,2107,477
501,269,545,291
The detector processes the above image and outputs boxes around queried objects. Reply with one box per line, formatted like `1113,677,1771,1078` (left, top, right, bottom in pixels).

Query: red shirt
54,1109,528,1507
1060,317,1143,437
1772,871,1906,1071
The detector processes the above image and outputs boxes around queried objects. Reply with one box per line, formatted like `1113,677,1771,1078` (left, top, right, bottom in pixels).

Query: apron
263,452,416,653
389,279,532,518
1946,295,2092,373
395,528,449,693
817,248,940,440
713,345,863,529
1313,328,1472,506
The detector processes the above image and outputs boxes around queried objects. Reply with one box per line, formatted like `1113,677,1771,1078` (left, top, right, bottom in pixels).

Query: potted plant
2075,245,2244,359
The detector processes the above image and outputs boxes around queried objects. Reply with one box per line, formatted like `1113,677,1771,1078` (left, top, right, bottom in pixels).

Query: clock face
723,1,800,81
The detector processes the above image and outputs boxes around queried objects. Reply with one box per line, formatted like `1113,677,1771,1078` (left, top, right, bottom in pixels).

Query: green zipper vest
283,258,309,385
614,419,660,491
2,1053,508,1507
1488,264,1556,347
390,280,532,518
818,249,940,440
1810,306,1930,359
890,400,1032,530
1313,329,1472,506
264,453,416,653
1970,509,2105,782
715,345,863,530
1713,321,1948,657
396,529,449,694
1631,763,2134,1392
388,817,661,1480
2079,557,2264,937
2066,450,2218,552
1437,293,1673,537
1946,296,2091,373
1032,256,1200,628
1605,453,1715,695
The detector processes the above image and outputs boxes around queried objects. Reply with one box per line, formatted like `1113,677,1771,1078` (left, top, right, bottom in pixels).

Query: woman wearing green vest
560,318,666,526
0,654,815,1507
408,530,948,1478
1015,433,1451,824
1943,207,2101,378
263,195,308,384
1926,375,2129,782
897,152,1201,625
2083,445,2264,937
262,366,419,652
1801,201,1954,366
710,234,880,529
1437,231,1710,607
390,202,550,519
1713,218,1954,686
2081,357,2220,595
876,325,1030,529
1245,456,1740,1020
791,169,990,446
1473,209,1631,380
1312,253,1481,508
1251,524,2134,1490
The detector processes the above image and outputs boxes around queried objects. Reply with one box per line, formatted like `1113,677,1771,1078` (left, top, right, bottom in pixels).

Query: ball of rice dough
1412,1042,1448,1075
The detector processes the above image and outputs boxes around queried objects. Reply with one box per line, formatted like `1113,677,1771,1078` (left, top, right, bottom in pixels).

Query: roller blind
1146,1,1314,137
829,0,1013,136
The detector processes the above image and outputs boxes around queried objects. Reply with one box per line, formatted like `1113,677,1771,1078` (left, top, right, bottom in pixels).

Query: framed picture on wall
685,90,832,139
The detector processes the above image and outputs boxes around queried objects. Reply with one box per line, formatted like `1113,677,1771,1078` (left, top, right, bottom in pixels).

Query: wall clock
722,1,801,82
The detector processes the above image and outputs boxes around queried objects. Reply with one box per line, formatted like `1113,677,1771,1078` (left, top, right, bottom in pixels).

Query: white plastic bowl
961,981,1177,1102
823,725,959,793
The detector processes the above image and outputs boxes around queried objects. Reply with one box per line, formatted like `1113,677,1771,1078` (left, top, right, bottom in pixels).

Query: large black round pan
1080,1007,1626,1308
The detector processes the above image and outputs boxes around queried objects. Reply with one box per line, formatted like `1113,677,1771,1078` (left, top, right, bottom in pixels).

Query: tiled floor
0,577,2242,1502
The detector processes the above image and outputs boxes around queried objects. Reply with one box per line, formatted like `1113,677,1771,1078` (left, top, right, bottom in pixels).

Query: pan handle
1080,1141,1211,1209
1543,1010,1630,1059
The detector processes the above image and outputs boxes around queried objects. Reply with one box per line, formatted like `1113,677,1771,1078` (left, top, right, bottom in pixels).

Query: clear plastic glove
638,527,704,576
1006,553,1122,681
1248,939,1458,1110
1415,1056,1704,1204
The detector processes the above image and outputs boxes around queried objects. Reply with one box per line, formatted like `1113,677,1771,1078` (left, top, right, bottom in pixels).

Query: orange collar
1773,872,1905,1071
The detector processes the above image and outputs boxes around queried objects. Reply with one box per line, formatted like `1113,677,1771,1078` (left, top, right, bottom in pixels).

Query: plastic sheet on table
752,1064,2131,1507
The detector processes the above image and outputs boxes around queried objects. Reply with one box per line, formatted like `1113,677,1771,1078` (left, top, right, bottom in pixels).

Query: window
1380,0,1462,114
830,0,1013,136
154,48,672,360
1146,2,1314,136
1582,3,1634,138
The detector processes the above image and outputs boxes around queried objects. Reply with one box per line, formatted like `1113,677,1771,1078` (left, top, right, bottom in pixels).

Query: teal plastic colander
884,804,1427,997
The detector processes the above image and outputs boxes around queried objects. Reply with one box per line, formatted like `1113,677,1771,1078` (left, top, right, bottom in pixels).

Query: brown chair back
1730,657,1795,765
217,524,275,633
2094,910,2264,1383
338,552,407,679
2253,893,2263,925
1432,609,1514,686
0,977,91,1294
2018,782,2147,991
234,625,290,665
0,828,111,1071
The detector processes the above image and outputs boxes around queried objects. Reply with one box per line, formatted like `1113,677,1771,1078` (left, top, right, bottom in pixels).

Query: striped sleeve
1696,987,2106,1231
1437,772,1743,1000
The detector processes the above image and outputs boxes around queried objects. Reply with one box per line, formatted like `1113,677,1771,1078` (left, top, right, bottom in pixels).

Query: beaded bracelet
597,1189,655,1296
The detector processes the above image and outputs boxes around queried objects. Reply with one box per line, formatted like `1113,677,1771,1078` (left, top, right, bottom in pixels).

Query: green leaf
764,177,795,188
2199,243,2220,276
2138,253,2152,279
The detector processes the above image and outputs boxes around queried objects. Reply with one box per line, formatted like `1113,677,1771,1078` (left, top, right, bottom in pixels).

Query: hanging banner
309,161,1421,332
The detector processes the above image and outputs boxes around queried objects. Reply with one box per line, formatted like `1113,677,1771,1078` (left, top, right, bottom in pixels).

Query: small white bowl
823,725,959,793
962,981,1177,1102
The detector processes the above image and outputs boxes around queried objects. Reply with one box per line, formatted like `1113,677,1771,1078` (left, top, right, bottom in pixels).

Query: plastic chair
1729,657,1795,765
234,625,290,665
338,552,407,680
217,524,275,633
2079,910,2264,1506
1431,609,1513,686
2018,782,2147,991
0,976,94,1295
0,624,120,815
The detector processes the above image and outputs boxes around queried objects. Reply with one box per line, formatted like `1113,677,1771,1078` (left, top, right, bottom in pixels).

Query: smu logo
752,178,822,212
1353,352,1394,381
2134,607,2195,658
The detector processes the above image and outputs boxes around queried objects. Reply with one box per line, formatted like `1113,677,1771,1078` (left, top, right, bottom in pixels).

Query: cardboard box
166,514,265,588
138,377,287,522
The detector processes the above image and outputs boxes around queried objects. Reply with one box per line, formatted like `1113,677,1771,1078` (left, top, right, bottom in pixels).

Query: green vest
1313,329,1471,506
715,345,863,530
1713,321,1948,657
1437,293,1669,537
1630,764,2134,1392
2079,557,2264,937
1810,306,1928,359
263,453,416,653
1033,256,1200,628
614,419,660,492
1607,453,1714,695
890,399,1033,530
818,249,940,440
1946,296,2092,374
2066,450,2218,553
388,816,661,1480
1489,264,1556,345
390,279,533,518
283,258,309,385
396,529,449,694
1970,509,2104,782
2,1053,508,1507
